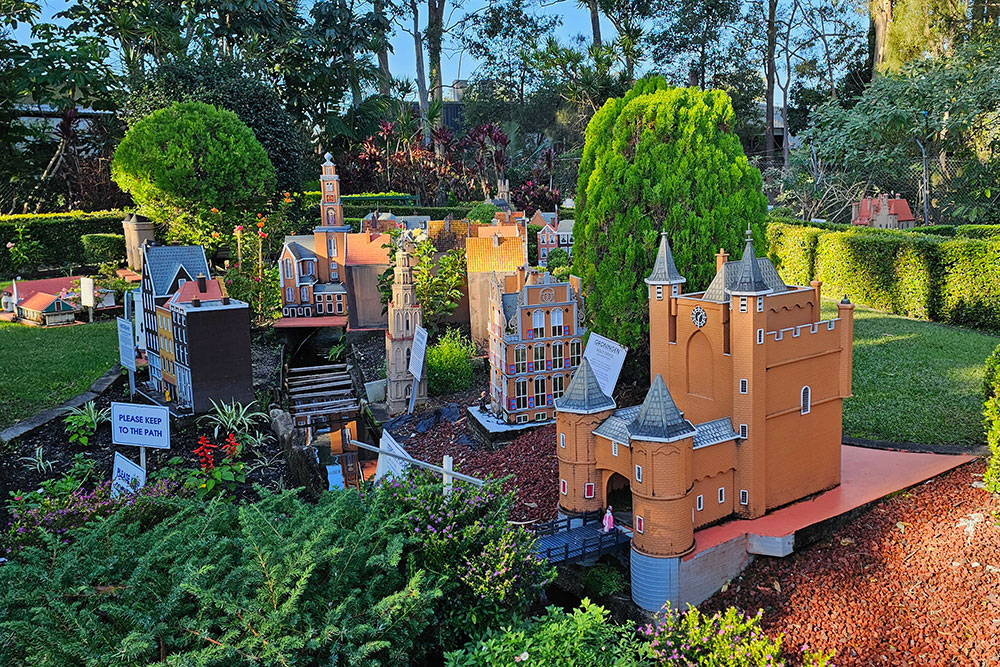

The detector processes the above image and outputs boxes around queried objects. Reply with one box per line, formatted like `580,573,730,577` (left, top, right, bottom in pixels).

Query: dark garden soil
352,332,385,384
701,459,1000,666
0,332,290,531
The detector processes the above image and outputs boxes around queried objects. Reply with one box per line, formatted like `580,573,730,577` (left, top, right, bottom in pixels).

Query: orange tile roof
466,236,525,273
170,277,224,303
346,233,391,265
473,224,521,239
19,291,62,311
428,219,469,238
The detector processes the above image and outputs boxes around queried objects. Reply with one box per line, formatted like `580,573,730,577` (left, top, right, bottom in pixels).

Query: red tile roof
854,196,915,225
346,233,391,265
4,276,80,302
19,291,63,312
273,314,349,329
170,277,224,303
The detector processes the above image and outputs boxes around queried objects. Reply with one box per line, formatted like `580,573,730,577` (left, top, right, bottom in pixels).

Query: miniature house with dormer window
554,228,855,611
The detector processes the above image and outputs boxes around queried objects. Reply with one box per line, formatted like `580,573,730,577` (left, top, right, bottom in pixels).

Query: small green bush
426,328,476,396
582,562,627,597
643,605,784,665
467,202,499,225
81,233,126,264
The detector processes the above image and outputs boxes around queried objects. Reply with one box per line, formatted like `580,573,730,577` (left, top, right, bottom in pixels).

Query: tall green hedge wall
766,220,1000,332
0,211,126,278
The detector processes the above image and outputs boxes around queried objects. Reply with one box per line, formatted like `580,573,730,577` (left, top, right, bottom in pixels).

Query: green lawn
0,320,119,431
821,300,998,448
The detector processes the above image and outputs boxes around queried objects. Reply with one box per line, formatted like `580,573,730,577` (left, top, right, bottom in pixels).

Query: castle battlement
767,317,840,341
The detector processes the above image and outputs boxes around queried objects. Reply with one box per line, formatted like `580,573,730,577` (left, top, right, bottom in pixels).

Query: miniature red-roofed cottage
852,193,916,229
554,229,854,612
2,276,116,326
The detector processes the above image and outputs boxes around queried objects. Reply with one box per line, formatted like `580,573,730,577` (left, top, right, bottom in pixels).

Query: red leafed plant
179,434,246,500
194,436,217,470
220,433,240,459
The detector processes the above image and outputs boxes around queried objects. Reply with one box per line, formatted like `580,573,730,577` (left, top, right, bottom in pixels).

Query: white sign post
407,325,428,414
582,332,628,397
117,316,136,396
111,451,146,499
79,276,95,322
111,402,170,470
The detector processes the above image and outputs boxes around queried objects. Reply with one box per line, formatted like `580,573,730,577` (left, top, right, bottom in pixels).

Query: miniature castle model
140,244,253,413
554,229,854,611
385,232,428,414
278,155,391,328
852,193,916,229
488,267,585,424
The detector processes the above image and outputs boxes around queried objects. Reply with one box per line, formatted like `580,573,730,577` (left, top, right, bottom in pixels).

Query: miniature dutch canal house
140,243,253,413
554,228,855,611
488,267,585,424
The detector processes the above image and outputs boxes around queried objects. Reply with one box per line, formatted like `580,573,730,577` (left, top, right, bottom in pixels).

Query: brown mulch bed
702,459,1000,666
399,418,559,523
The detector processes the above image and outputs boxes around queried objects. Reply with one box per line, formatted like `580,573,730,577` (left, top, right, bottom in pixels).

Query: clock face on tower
691,306,708,328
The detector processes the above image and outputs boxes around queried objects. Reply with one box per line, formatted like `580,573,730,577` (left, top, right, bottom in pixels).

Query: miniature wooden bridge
285,362,360,430
528,511,632,564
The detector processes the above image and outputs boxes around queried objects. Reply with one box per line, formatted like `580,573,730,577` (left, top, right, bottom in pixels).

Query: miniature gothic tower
385,233,428,414
645,231,687,381
319,153,344,228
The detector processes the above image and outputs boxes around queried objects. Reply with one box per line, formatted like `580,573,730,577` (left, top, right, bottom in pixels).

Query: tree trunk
410,0,430,141
765,0,778,163
587,0,603,47
374,0,392,96
870,0,891,75
426,0,446,155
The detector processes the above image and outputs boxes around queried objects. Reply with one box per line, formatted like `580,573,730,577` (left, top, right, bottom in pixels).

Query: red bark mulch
400,420,559,523
702,459,1000,666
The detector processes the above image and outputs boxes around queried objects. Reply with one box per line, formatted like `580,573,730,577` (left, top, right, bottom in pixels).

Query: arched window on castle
800,386,811,414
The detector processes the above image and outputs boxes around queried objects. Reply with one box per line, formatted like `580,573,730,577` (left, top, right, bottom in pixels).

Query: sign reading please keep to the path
111,402,171,450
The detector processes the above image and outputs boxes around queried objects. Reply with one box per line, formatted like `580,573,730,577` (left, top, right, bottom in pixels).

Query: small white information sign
117,317,136,371
111,402,171,449
374,430,410,480
582,332,628,397
111,451,146,499
79,276,95,308
408,325,428,378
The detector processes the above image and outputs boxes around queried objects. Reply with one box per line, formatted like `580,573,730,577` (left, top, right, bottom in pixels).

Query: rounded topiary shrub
81,233,126,264
426,328,476,396
111,101,276,245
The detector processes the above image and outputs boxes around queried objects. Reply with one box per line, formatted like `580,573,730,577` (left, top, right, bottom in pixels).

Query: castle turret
555,358,616,519
386,233,427,414
646,231,686,380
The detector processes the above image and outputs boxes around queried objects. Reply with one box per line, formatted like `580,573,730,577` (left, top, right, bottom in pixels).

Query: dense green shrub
985,344,1000,493
467,202,499,225
582,561,627,597
573,77,768,365
427,328,476,396
112,101,276,246
938,238,1000,332
765,223,821,285
0,211,124,278
956,224,1000,239
81,233,125,263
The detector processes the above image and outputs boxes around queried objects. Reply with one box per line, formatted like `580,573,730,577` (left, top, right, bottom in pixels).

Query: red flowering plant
169,433,246,500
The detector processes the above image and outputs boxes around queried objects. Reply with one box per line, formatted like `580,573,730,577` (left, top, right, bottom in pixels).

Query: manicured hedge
984,342,1000,492
956,224,1000,239
0,211,125,278
766,219,1000,332
81,234,126,264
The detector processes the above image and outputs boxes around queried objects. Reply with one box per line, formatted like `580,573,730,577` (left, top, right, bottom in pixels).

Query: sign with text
111,402,170,449
374,430,410,480
117,317,136,371
582,332,628,397
79,276,95,308
111,452,146,498
408,325,428,378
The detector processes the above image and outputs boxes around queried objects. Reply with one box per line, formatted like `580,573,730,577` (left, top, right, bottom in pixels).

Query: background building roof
466,236,524,273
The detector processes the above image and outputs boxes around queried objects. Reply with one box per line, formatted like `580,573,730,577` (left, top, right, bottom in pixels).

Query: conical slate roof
728,226,772,295
554,358,616,414
628,374,696,442
645,232,686,285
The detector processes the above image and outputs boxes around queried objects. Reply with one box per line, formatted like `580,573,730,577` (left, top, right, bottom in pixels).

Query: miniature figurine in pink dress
602,506,614,533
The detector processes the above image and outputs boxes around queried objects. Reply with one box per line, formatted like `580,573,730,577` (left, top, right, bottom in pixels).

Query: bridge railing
535,527,631,564
528,510,603,536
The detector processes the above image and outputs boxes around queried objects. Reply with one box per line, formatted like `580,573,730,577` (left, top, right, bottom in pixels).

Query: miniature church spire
629,374,695,441
554,357,616,414
728,225,771,295
645,231,686,285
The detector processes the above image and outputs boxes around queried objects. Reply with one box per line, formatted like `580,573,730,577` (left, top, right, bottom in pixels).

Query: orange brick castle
554,228,854,610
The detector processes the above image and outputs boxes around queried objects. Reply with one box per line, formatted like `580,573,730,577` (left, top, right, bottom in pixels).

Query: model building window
516,414,528,424
283,258,293,279
331,265,338,280
535,412,547,421
325,181,333,192
534,345,545,368
612,441,619,457
718,487,725,504
635,465,643,483
569,340,582,367
551,309,564,336
740,489,749,505
560,479,567,495
552,341,564,368
514,346,527,373
584,483,595,498
656,285,663,300
534,376,546,405
532,310,545,338
757,328,764,344
552,374,565,399
335,295,344,314
696,494,704,511
328,235,337,256
739,378,748,394
300,286,309,303
739,423,748,439
317,302,325,314
757,296,764,312
672,285,679,296
515,378,528,409
739,296,748,312
635,516,644,533
800,386,811,414
559,433,566,448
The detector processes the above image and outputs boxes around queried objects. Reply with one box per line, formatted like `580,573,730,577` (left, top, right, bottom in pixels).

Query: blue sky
16,0,615,99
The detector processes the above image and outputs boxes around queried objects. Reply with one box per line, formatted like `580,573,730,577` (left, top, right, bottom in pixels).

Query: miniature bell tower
385,233,427,414
319,153,344,228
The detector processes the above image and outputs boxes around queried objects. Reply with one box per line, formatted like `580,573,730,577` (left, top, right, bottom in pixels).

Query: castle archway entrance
605,472,632,528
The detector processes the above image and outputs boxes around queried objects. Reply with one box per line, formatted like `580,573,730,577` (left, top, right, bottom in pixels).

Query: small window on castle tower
801,386,811,414
584,483,595,498
560,479,567,495
757,329,764,344
635,516,644,533
635,465,643,483
559,433,565,448
739,424,748,439
718,487,725,504
696,495,704,511
757,296,764,312
656,285,663,300
740,379,748,394
612,441,619,457
740,489,749,505
672,285,679,296
739,297,748,312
